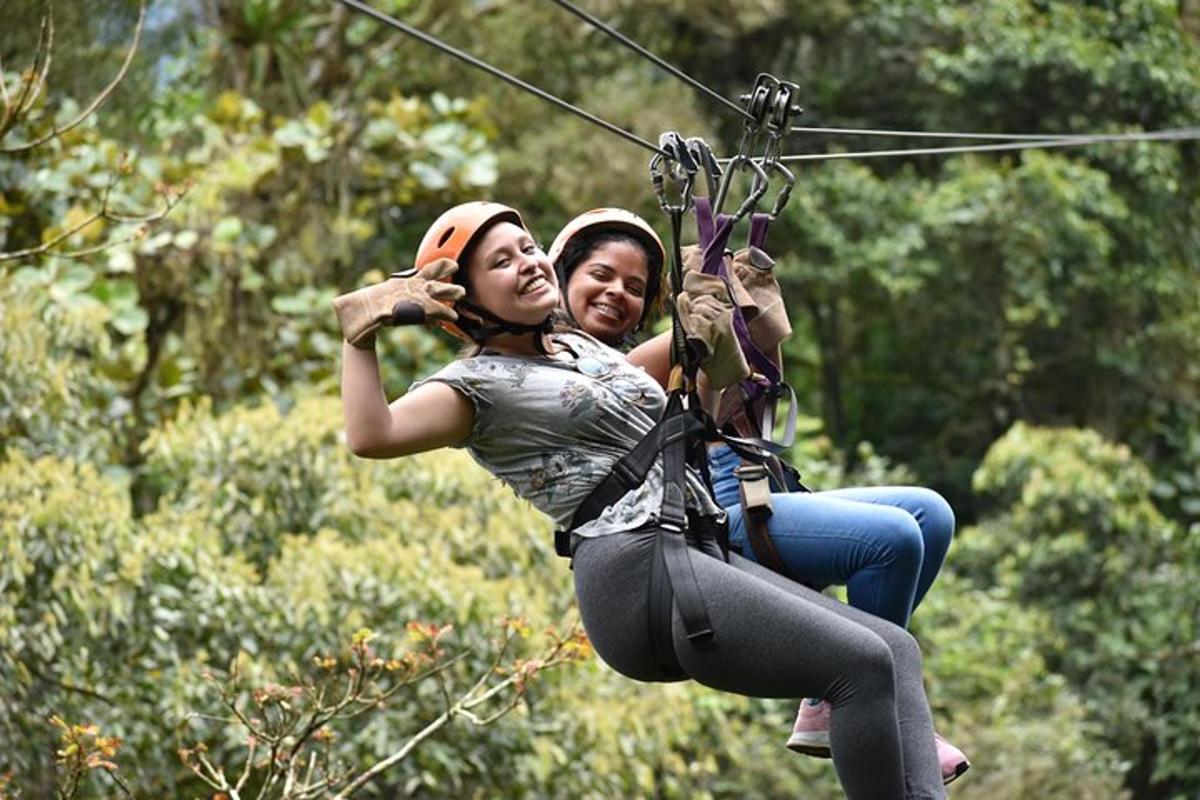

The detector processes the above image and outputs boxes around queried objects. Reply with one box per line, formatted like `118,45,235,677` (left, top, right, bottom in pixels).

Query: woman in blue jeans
548,208,969,784
707,444,954,630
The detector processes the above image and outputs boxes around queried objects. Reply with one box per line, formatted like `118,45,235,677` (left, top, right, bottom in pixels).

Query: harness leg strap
735,462,792,579
657,411,717,650
659,521,716,647
648,531,678,677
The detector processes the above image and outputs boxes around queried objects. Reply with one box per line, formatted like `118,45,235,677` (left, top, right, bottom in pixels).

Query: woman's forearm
627,330,672,387
340,340,396,456
696,371,722,415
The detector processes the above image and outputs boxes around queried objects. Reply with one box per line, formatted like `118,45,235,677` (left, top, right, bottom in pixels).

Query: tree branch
16,655,119,707
22,2,55,118
2,0,145,154
0,3,52,139
0,175,191,263
330,709,452,800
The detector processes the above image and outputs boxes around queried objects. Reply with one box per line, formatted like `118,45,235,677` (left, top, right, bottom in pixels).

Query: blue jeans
708,444,955,628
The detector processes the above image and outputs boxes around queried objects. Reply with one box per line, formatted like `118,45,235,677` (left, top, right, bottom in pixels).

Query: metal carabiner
649,150,670,211
649,131,697,214
660,131,698,174
686,136,723,199
662,131,697,212
728,155,770,223
759,80,802,220
713,73,778,216
763,160,796,220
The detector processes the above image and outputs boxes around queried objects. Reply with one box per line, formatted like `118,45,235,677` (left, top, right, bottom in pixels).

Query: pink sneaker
786,698,832,758
936,733,970,785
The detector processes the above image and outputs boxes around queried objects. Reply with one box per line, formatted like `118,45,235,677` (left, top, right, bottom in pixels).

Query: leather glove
676,270,751,390
332,258,465,348
681,244,758,321
731,246,792,353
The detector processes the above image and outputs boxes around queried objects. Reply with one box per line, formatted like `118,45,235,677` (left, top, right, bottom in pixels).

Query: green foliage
2,0,1199,796
0,271,121,465
971,424,1177,600
2,72,487,470
0,451,135,669
965,424,1200,797
916,571,1129,799
140,395,360,570
0,440,274,793
0,389,584,795
785,412,921,490
742,0,1200,518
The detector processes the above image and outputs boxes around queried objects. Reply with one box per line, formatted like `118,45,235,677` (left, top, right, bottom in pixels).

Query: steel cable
336,1,1197,167
790,125,1097,141
546,0,754,121
335,0,667,156
543,3,1146,146
770,126,1200,163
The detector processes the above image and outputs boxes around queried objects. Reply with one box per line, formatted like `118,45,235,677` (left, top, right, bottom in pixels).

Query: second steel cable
335,0,667,157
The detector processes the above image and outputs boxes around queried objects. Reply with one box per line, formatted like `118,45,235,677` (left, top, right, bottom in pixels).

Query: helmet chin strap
456,299,555,354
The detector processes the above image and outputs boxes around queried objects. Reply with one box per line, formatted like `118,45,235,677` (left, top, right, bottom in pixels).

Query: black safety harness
551,95,804,676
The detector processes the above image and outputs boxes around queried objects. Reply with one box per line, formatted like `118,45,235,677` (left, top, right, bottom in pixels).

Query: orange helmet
548,208,665,333
415,201,526,340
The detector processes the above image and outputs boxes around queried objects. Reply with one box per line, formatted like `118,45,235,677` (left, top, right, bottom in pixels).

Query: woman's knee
828,631,896,702
874,623,924,674
878,510,925,569
915,487,956,553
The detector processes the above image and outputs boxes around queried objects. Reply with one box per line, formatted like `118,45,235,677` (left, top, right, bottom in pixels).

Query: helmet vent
437,227,456,248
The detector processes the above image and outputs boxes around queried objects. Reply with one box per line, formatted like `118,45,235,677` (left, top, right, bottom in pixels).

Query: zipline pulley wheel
714,73,779,219
761,80,802,219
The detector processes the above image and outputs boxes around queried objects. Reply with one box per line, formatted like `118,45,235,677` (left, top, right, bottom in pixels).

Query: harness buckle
733,463,768,481
734,463,773,514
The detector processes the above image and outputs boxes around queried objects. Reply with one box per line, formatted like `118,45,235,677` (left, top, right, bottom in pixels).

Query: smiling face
463,221,559,328
564,239,649,345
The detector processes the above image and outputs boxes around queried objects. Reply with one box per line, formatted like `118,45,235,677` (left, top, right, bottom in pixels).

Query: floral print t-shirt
410,331,723,538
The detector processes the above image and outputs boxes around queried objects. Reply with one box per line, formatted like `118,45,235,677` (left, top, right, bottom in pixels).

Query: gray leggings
572,528,946,800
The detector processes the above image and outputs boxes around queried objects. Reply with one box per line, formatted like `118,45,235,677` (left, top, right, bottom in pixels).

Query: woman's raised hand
332,258,466,348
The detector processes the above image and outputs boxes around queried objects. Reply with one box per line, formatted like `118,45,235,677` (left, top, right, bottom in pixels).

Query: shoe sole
786,739,971,782
786,735,832,759
943,761,970,786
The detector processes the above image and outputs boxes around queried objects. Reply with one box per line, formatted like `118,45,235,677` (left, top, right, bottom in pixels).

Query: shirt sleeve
409,364,493,448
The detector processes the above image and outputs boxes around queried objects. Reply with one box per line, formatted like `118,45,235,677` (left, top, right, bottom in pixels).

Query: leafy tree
966,423,1200,798
3,1,1199,797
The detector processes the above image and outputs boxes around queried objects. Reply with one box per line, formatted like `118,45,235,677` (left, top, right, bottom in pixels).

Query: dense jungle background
2,0,1199,797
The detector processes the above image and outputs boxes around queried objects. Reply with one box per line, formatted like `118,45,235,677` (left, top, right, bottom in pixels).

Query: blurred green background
2,1,1198,797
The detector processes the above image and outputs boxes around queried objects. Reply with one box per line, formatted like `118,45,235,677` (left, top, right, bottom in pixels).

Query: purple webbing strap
692,199,780,390
695,195,718,250
693,196,731,276
743,212,784,401
748,212,771,250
